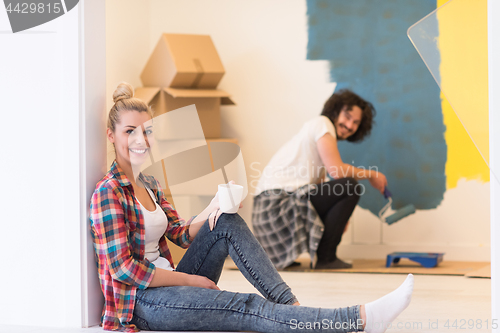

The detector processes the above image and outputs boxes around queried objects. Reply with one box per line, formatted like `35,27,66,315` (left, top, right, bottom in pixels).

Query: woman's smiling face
107,110,154,167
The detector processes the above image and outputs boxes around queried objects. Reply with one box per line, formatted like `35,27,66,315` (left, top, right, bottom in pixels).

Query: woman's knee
216,213,248,231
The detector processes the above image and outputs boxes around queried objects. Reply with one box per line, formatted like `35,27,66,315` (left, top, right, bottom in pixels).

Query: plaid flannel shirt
90,160,194,332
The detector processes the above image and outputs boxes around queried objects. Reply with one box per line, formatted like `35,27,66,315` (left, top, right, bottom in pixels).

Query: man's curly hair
320,89,376,142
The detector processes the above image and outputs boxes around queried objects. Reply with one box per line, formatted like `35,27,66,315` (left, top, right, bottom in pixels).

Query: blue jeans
131,214,363,332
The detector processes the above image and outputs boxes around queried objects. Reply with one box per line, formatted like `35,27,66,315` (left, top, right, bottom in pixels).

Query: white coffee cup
218,183,244,214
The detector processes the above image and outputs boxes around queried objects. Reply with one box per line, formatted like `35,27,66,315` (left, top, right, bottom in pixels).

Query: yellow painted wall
437,0,489,188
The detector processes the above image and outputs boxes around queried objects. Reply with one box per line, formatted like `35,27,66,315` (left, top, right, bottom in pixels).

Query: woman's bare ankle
360,304,366,329
293,301,300,306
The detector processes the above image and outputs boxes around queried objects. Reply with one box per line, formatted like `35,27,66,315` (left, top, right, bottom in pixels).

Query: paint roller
378,188,416,225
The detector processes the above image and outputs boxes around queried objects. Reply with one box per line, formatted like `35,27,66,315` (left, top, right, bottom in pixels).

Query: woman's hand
208,208,223,231
208,188,220,209
369,171,388,194
186,274,220,290
208,180,243,231
149,269,220,289
207,188,222,231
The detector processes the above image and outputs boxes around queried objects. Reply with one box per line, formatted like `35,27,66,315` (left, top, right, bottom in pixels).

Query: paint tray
386,252,444,268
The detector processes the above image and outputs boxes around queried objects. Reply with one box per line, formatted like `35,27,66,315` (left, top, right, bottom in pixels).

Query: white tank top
137,184,174,271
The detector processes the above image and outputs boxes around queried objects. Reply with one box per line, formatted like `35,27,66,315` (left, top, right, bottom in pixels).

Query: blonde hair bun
113,82,134,104
107,82,153,133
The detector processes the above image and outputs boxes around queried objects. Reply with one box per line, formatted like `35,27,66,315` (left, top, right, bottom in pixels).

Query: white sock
364,274,414,333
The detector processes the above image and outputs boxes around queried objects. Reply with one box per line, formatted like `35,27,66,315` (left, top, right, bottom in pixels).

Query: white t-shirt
138,186,174,271
255,116,336,195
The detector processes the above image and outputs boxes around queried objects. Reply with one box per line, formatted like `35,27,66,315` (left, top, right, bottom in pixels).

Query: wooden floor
4,268,491,333
279,259,491,276
226,254,492,277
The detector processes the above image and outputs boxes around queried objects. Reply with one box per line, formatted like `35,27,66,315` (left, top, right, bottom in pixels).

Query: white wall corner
79,0,107,328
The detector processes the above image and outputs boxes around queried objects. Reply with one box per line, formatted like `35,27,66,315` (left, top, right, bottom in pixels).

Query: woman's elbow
108,259,141,286
109,264,132,284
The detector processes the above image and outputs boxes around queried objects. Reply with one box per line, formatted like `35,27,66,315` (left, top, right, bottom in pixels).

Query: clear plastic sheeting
129,104,248,203
407,0,494,182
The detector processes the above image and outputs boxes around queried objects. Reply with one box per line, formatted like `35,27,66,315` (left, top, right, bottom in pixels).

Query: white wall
105,0,491,261
0,0,106,328
106,0,151,166
0,6,81,328
488,0,500,329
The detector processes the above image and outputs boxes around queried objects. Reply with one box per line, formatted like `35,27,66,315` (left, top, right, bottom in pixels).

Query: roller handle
383,187,392,199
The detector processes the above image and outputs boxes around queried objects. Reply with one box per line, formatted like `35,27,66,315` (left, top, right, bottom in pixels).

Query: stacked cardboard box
136,33,237,202
135,34,237,263
136,33,235,138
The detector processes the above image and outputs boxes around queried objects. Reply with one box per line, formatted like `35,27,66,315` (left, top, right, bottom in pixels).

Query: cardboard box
134,87,234,138
141,34,225,89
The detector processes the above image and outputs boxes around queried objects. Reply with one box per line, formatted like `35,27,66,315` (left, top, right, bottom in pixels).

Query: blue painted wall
307,0,446,214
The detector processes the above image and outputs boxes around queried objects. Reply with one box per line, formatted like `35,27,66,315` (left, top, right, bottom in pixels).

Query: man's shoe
315,258,353,269
284,261,301,269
